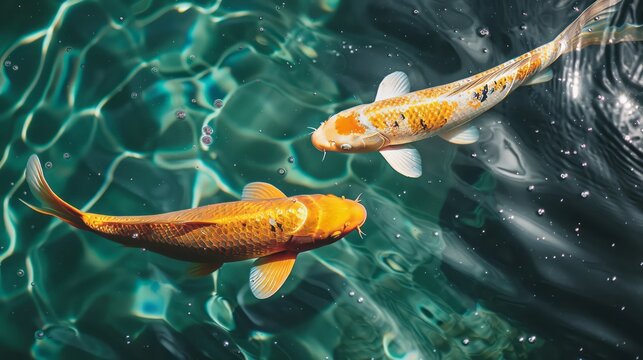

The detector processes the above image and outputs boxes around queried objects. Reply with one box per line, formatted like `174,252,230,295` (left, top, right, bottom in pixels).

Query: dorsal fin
242,182,286,200
375,71,411,101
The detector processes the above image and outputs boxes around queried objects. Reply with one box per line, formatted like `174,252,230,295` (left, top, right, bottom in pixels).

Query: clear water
1,0,642,359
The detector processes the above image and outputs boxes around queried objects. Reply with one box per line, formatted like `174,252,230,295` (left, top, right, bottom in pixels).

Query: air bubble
34,330,45,340
17,269,25,277
520,23,528,30
478,27,489,37
287,156,294,164
175,110,187,120
482,48,489,53
527,185,535,191
63,153,70,159
528,336,536,343
202,126,213,135
4,60,11,67
537,208,545,216
131,233,139,239
462,338,470,345
214,99,224,108
201,135,213,146
413,9,420,15
348,290,355,297
45,161,53,169
223,341,229,347
580,191,590,198
560,173,568,179
12,65,19,71
277,168,286,175
151,66,159,73
357,297,364,303
130,92,138,99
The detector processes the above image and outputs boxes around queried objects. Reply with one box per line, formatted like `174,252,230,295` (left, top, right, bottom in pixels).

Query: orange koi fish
22,155,366,299
312,0,642,177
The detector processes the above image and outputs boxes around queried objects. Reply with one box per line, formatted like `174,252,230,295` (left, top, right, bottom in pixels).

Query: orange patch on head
335,112,366,135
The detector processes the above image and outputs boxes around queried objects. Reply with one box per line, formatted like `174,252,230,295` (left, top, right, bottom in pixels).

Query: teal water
1,0,642,359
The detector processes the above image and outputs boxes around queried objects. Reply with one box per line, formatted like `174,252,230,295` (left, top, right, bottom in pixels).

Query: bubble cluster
201,125,213,147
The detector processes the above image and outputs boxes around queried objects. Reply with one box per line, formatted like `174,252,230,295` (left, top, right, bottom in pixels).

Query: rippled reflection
1,0,642,358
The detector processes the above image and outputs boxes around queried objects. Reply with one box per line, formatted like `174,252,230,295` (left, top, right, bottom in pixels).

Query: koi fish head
288,194,367,252
311,106,389,154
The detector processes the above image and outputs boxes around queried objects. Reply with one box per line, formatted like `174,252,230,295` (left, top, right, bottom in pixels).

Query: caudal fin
21,155,88,230
557,0,643,54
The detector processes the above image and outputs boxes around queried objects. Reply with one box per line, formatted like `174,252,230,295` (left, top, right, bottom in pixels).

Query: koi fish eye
340,143,352,151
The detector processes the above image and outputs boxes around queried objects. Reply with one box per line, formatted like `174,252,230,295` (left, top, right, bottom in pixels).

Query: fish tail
557,0,642,54
21,155,89,230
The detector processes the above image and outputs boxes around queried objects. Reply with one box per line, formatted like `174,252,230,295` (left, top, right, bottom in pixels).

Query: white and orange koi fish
312,0,642,177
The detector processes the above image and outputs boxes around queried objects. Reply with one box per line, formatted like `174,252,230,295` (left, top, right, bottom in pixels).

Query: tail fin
21,155,88,230
557,0,643,54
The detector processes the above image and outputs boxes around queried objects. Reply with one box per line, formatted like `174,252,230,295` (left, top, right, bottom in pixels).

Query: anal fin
189,262,222,277
249,251,297,299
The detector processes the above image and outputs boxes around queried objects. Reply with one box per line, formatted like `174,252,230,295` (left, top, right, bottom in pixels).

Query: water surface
1,0,642,359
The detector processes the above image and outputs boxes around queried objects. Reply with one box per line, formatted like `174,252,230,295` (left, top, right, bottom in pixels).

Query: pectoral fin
379,144,422,178
249,252,297,299
242,182,286,200
375,71,411,101
189,262,222,276
439,126,480,144
523,69,553,86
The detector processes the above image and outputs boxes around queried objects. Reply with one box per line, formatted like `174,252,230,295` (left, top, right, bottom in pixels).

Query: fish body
311,0,643,177
22,155,366,299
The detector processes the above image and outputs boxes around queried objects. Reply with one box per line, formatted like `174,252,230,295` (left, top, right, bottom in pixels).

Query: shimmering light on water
1,0,642,359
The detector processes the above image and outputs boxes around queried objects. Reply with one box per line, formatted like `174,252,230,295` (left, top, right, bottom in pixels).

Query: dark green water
1,0,642,359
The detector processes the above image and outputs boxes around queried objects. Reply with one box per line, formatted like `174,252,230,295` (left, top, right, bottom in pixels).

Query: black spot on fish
399,113,406,120
270,224,276,232
473,91,480,99
420,119,428,129
393,121,399,127
480,84,489,102
277,222,283,231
